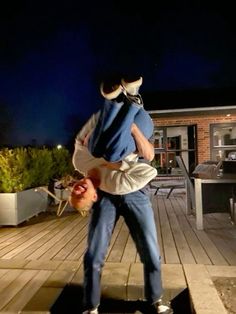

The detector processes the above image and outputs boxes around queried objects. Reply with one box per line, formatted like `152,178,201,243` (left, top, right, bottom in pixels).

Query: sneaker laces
126,94,143,106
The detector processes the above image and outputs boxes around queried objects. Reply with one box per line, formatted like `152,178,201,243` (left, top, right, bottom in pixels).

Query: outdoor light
57,144,62,149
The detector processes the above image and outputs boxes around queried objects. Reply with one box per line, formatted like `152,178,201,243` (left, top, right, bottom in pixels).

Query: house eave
148,105,236,117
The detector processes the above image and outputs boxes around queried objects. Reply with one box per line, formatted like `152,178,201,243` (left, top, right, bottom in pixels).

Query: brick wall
151,113,236,164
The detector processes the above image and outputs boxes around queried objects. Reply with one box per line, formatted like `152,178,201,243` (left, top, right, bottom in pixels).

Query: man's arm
131,123,155,161
99,161,157,194
73,134,158,195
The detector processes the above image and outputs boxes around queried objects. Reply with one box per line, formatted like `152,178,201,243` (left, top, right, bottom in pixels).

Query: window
211,123,236,161
152,125,197,175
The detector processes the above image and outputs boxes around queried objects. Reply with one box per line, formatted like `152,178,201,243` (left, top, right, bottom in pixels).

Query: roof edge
148,105,236,114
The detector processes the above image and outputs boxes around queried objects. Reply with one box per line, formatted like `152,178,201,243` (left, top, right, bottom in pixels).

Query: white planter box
0,187,48,226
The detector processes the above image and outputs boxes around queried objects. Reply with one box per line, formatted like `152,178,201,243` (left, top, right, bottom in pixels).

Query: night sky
1,2,236,148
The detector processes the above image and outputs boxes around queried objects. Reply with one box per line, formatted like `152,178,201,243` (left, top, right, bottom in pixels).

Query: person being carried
70,76,157,216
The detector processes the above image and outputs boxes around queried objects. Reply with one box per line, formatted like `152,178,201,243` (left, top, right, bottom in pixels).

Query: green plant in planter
27,147,54,188
0,147,31,192
51,147,74,180
0,147,73,193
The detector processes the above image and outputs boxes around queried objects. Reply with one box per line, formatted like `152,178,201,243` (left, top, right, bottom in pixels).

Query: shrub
27,147,54,188
51,147,74,180
0,147,73,193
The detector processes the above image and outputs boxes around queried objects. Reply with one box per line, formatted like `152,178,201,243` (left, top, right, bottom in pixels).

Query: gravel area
213,277,236,314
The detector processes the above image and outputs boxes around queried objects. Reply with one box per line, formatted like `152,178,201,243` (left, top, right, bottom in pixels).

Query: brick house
144,89,236,175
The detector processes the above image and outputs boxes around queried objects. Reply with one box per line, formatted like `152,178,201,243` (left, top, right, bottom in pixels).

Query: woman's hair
69,195,94,217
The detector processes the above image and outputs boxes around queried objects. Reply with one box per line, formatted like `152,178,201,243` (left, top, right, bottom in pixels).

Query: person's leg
83,193,119,311
120,190,163,304
120,190,173,313
88,96,141,162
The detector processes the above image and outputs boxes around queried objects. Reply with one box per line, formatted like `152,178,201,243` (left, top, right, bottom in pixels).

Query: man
71,77,173,314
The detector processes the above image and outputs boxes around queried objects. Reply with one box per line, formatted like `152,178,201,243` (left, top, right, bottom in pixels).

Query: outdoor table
194,175,236,230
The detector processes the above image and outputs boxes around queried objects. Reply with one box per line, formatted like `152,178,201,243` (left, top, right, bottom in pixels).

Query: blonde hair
69,195,94,217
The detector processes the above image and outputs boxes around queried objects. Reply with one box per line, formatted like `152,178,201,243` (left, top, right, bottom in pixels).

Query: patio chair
175,155,195,211
149,179,185,198
36,186,69,216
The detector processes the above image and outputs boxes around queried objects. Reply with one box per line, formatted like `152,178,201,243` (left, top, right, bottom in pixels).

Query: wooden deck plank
0,218,64,258
175,197,228,265
65,237,87,261
2,270,52,312
0,217,55,243
25,216,81,260
3,218,72,260
0,193,235,313
4,218,79,259
0,216,75,259
205,228,236,265
2,230,53,259
156,196,180,264
38,216,88,260
0,195,235,268
52,222,88,260
69,261,84,285
0,268,10,278
0,269,39,310
121,234,137,263
107,222,130,262
198,213,236,265
182,219,229,265
0,269,24,293
105,218,125,261
164,197,196,264
64,236,87,261
170,197,212,264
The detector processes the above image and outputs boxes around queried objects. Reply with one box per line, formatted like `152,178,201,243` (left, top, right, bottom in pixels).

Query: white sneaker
155,299,173,314
100,82,123,100
82,308,98,314
121,76,143,95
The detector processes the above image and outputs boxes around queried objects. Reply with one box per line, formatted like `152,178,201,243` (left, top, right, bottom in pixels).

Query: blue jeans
83,190,163,309
88,97,154,162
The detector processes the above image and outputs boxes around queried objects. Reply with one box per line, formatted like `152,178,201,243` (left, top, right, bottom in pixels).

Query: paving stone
22,287,63,312
101,262,130,300
206,265,236,278
127,263,144,300
162,264,187,301
183,264,228,314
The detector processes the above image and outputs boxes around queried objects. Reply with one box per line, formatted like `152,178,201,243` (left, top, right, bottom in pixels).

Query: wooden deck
0,189,236,313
